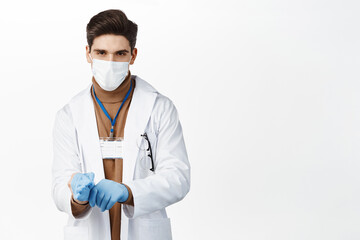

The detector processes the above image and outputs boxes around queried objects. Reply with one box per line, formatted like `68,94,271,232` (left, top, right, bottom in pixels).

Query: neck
92,70,132,103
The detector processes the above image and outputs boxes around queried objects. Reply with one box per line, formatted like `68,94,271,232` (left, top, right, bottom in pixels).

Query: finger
89,179,95,188
74,185,83,197
71,173,82,192
85,180,95,189
100,195,111,212
105,197,117,211
83,173,95,189
77,187,91,201
88,172,95,182
78,183,89,192
84,172,94,181
96,191,105,208
75,184,87,196
89,187,98,207
73,192,80,201
79,175,90,186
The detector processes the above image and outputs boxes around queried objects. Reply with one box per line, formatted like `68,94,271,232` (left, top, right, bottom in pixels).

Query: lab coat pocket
63,226,89,240
128,217,172,240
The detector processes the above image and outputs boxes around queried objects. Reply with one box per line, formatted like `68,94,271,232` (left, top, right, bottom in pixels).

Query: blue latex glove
89,179,129,212
71,172,95,202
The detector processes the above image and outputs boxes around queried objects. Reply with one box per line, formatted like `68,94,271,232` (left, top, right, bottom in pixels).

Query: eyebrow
93,49,129,54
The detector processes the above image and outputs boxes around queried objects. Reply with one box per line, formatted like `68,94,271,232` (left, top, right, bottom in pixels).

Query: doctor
51,9,191,240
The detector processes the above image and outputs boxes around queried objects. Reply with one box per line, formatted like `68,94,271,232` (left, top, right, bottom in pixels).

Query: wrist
117,183,129,203
72,195,89,205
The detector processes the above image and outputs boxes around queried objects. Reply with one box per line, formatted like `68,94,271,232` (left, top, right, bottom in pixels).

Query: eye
97,51,105,55
117,52,125,56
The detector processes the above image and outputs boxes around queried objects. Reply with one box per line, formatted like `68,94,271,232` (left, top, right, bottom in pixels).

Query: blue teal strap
113,80,133,127
92,80,133,134
92,86,112,122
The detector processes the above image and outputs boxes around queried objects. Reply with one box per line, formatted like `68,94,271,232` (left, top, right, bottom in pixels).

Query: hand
68,172,95,202
89,179,129,212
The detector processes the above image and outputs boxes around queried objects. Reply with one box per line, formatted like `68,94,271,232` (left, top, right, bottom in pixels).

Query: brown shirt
70,70,135,240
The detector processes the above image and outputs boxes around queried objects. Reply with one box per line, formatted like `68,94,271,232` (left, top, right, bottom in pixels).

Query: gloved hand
89,179,129,212
70,172,95,202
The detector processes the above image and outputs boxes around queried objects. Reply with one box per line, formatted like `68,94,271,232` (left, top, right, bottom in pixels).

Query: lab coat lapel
123,76,157,183
79,85,106,183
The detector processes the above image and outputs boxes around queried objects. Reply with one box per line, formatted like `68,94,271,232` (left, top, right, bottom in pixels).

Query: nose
109,54,115,62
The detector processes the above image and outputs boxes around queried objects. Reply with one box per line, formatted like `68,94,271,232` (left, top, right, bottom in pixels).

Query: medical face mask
89,54,131,91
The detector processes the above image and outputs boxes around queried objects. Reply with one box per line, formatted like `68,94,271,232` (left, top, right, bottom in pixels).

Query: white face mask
89,54,131,91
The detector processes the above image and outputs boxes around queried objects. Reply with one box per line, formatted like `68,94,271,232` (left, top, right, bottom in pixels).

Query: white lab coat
51,75,191,240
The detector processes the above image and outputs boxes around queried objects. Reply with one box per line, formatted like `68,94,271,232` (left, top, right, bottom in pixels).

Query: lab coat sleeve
123,96,191,218
122,183,134,206
51,105,93,220
70,195,92,217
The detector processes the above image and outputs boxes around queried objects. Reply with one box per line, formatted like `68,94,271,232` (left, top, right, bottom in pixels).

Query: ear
130,48,138,65
86,45,92,63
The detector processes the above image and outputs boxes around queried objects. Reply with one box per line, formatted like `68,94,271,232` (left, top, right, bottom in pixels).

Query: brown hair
86,9,138,54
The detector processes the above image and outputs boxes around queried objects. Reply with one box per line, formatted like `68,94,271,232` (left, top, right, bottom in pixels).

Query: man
51,9,191,240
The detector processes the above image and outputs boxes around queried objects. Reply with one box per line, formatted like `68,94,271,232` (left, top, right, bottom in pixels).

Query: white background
0,0,359,239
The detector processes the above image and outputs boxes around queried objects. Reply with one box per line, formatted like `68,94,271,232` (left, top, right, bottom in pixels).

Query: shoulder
154,93,177,116
69,84,92,106
55,84,92,123
132,75,158,94
134,75,176,113
54,103,74,129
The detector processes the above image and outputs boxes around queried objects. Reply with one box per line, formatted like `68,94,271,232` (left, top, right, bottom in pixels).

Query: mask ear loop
89,52,93,63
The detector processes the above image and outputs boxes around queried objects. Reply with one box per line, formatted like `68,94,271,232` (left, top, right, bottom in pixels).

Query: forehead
92,34,130,51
